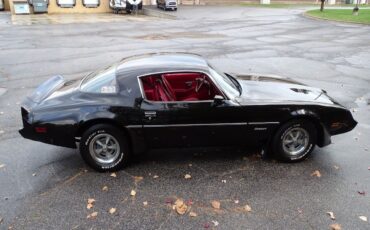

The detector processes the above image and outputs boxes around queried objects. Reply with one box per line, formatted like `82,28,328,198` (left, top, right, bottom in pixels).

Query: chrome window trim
136,70,229,104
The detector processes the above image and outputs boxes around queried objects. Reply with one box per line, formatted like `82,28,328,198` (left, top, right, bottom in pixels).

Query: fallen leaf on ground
130,190,136,196
174,199,188,215
333,165,340,170
87,212,98,219
221,180,226,183
32,173,36,177
134,176,144,183
311,170,321,178
109,208,116,214
184,174,192,179
0,164,5,169
330,223,341,230
87,198,95,209
153,175,159,179
204,223,210,229
357,191,366,196
143,201,148,206
359,216,367,222
234,200,239,204
212,220,219,226
326,211,335,220
102,186,108,191
189,211,197,217
110,173,117,178
244,204,252,212
211,200,221,209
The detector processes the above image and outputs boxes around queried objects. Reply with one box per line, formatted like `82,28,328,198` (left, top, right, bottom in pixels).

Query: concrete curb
302,11,370,26
142,7,177,20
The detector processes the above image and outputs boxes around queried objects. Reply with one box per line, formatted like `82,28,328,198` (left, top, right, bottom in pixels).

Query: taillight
35,127,47,133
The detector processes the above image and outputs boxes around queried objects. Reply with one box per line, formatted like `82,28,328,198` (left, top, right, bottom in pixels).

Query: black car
19,53,357,171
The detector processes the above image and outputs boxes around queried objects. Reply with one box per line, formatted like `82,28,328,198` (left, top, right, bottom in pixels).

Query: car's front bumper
166,2,177,8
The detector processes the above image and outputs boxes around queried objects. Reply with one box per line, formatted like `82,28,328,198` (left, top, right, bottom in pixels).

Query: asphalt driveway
0,6,369,229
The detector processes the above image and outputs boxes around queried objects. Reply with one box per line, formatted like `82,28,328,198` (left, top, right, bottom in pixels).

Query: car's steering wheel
195,76,210,93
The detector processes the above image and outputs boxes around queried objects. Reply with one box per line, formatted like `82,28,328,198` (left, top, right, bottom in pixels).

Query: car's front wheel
80,124,130,172
272,120,317,162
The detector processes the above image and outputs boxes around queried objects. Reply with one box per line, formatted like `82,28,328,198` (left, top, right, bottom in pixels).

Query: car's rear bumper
19,107,77,149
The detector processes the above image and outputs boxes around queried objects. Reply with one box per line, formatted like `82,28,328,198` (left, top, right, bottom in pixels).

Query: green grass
306,9,370,24
240,3,370,9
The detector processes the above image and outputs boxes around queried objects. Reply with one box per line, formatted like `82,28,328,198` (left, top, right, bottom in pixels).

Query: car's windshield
209,67,240,99
80,65,118,93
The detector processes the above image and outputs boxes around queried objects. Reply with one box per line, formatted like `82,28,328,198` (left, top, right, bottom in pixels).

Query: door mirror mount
212,95,224,106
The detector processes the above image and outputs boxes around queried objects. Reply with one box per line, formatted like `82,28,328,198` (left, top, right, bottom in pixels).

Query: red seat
141,73,218,102
162,73,200,101
155,79,175,101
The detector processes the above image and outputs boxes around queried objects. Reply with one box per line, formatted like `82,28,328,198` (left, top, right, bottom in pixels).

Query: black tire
80,124,130,172
271,120,317,162
126,3,132,14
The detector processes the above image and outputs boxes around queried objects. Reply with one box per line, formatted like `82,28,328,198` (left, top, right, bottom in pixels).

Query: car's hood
234,74,339,106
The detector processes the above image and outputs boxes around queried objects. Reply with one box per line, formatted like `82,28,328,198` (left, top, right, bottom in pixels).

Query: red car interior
140,72,221,102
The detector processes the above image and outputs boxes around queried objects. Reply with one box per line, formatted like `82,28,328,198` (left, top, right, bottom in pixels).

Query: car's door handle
144,111,157,121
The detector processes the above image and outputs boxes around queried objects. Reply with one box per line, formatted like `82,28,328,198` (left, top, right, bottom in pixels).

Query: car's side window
139,72,222,102
80,66,118,94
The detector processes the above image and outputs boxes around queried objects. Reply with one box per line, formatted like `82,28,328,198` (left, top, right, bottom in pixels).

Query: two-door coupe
19,53,357,171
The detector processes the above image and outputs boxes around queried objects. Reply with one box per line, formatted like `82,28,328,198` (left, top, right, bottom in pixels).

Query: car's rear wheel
80,124,130,172
272,120,317,162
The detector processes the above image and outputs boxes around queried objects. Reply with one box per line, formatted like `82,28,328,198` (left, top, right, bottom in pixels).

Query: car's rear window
80,65,118,94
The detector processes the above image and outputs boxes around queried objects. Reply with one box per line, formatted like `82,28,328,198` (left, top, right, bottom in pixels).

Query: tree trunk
320,1,325,12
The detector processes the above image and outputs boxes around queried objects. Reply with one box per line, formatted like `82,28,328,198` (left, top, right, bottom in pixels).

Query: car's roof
116,53,211,77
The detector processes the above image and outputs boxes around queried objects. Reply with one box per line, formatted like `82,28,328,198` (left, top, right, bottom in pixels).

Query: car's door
140,100,250,148
138,72,250,149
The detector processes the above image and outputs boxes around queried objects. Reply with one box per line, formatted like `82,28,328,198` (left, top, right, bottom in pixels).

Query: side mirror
212,95,224,106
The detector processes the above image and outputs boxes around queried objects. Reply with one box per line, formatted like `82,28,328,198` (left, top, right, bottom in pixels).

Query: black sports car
19,53,357,171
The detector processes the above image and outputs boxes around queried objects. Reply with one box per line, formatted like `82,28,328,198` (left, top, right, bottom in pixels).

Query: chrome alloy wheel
89,133,121,165
282,127,309,156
